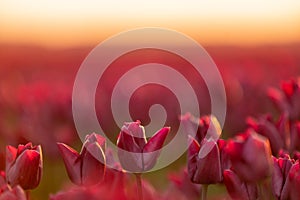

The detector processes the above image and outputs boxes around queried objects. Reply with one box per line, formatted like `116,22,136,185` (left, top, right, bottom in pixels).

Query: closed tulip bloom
188,136,222,184
5,142,42,190
57,133,106,186
226,130,273,182
286,161,300,200
117,121,170,172
272,153,294,200
223,169,258,200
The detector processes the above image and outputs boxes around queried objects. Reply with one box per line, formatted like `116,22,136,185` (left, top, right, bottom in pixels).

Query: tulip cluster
1,76,300,200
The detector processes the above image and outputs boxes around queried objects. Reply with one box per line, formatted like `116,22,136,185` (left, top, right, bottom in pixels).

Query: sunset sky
1,0,300,47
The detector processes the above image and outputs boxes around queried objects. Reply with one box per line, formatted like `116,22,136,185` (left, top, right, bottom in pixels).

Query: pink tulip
223,169,258,200
225,130,273,182
57,133,106,186
117,121,170,172
5,142,42,190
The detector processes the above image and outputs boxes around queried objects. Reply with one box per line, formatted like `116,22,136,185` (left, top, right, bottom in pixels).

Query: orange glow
0,0,300,47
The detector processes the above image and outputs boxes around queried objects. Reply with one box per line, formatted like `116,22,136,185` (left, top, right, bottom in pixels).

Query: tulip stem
135,173,143,200
201,184,208,200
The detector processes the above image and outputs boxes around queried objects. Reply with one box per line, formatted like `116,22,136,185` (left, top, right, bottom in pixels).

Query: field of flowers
0,44,300,200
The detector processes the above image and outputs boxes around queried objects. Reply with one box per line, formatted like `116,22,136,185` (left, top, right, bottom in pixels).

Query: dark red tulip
117,121,170,172
5,142,42,190
286,161,300,200
188,136,222,184
225,130,273,182
223,169,258,200
57,133,106,186
272,153,294,200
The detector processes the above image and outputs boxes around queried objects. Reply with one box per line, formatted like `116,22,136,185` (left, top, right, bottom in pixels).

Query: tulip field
0,44,300,200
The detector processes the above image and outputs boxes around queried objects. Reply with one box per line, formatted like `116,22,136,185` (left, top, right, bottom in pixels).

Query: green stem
135,173,143,200
201,184,208,200
25,190,30,199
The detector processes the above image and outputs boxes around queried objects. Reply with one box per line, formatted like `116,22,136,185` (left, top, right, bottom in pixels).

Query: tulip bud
117,121,170,172
223,169,258,200
287,161,300,200
5,142,42,190
57,133,106,186
272,153,294,200
225,130,272,182
188,136,222,184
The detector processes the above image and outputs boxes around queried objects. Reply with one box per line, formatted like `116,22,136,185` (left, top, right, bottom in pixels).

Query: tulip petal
205,115,222,141
82,133,106,153
5,146,17,172
272,157,284,198
117,131,143,153
181,113,199,138
81,143,105,186
223,169,252,200
57,143,81,185
122,121,147,148
192,139,222,184
286,161,300,200
117,132,143,172
187,136,200,182
143,127,170,152
142,127,170,170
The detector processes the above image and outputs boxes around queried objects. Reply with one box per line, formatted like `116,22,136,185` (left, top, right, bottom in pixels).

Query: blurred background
0,1,300,199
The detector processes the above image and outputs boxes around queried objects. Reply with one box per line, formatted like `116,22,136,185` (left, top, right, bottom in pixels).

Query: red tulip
272,153,294,200
223,169,258,200
225,130,272,182
117,121,170,172
286,161,300,200
5,142,42,190
188,136,223,184
57,133,106,186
